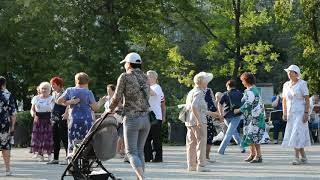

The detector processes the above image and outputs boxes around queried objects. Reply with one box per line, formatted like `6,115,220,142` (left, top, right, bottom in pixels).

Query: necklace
289,79,298,87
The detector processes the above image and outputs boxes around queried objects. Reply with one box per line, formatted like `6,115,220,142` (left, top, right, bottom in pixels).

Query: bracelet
304,112,309,114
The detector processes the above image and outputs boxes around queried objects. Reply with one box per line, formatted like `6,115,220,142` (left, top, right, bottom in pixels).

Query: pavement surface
0,144,320,180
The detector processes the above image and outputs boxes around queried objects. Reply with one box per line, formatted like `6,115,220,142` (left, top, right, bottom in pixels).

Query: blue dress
62,87,96,153
0,89,16,150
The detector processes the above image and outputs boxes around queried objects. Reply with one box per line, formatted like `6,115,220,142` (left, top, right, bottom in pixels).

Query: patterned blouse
109,69,150,119
0,89,16,121
0,89,16,150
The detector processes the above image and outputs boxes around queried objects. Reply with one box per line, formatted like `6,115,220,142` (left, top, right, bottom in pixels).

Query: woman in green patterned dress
234,72,265,163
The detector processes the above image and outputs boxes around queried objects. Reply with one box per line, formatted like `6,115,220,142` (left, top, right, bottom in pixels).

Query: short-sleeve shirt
0,89,16,122
62,87,96,123
185,87,208,127
149,84,165,120
104,96,112,110
31,95,54,112
219,88,243,118
282,79,309,114
271,96,283,110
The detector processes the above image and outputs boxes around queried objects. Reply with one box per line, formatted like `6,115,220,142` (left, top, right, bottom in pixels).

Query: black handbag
148,110,158,125
134,72,158,125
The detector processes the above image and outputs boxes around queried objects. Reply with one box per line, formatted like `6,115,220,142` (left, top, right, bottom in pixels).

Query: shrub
15,111,33,147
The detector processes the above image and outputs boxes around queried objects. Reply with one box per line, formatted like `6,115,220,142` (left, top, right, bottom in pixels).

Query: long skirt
30,112,53,155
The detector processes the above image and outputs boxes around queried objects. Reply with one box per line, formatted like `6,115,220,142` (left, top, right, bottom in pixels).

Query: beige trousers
186,124,207,169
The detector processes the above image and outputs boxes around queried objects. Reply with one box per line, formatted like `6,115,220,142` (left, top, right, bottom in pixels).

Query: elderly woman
234,72,265,163
0,76,16,176
58,72,99,158
185,72,217,172
107,52,150,180
281,65,311,165
30,82,54,162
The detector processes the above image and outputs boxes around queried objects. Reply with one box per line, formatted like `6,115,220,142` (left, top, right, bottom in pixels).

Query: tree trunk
232,0,241,80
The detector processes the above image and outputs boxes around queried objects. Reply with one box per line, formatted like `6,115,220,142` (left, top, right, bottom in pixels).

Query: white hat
284,64,301,77
194,72,213,84
120,52,142,64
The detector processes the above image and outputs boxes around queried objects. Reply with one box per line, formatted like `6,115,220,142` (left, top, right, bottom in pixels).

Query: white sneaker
32,154,39,159
38,155,45,162
196,166,210,172
187,167,196,172
300,157,308,164
48,154,53,161
292,158,301,165
5,171,12,176
206,157,216,163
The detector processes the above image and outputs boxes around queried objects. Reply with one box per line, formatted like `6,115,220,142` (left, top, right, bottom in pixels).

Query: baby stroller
61,113,120,180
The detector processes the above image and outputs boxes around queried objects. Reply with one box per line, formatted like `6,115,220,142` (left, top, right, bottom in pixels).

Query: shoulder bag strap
133,72,151,107
227,91,234,108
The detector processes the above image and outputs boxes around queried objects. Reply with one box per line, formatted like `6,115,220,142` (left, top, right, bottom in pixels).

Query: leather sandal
244,155,255,162
250,156,263,163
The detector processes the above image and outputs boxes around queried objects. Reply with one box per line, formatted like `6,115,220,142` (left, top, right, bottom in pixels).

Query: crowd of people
0,52,319,178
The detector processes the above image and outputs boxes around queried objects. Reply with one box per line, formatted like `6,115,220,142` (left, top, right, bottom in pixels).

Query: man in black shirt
217,80,245,154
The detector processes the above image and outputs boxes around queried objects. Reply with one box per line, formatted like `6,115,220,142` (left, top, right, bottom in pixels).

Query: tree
274,0,320,93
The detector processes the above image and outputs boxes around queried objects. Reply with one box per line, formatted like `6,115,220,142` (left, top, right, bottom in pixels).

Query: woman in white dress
282,65,311,165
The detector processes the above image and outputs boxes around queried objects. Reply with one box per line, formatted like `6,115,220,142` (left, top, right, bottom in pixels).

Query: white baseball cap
284,64,301,78
120,52,142,64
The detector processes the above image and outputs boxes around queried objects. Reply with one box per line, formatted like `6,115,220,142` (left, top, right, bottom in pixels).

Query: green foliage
274,0,320,94
1,0,319,108
241,41,279,73
15,111,33,147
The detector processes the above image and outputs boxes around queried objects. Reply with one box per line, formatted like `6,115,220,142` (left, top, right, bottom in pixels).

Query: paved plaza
0,144,319,180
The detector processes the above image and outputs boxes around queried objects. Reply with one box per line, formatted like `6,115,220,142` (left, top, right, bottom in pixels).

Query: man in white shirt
144,70,166,162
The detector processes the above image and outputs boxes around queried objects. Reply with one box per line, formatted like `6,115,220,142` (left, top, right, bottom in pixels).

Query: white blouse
31,95,54,112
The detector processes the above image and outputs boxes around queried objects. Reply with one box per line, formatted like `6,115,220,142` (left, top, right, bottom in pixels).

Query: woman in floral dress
234,72,265,163
0,76,16,176
58,72,99,157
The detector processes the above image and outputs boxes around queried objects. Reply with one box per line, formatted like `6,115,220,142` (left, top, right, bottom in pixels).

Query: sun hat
284,64,301,78
193,72,213,84
120,52,142,64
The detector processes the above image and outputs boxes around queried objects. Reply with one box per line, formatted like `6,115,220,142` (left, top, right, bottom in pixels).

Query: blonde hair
193,72,206,85
39,82,51,93
147,70,158,79
215,92,223,101
75,72,90,85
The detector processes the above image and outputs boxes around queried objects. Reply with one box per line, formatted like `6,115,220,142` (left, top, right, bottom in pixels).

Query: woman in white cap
185,72,217,172
281,64,311,165
107,52,150,180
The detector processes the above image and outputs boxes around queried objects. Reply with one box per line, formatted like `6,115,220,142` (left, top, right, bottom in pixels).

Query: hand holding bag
178,106,189,122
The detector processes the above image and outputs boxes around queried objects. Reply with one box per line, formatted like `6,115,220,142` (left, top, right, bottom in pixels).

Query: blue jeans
123,114,150,170
218,116,243,154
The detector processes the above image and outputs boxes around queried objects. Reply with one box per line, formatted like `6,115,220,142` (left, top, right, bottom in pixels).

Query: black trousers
272,119,286,140
52,120,68,160
144,120,163,162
